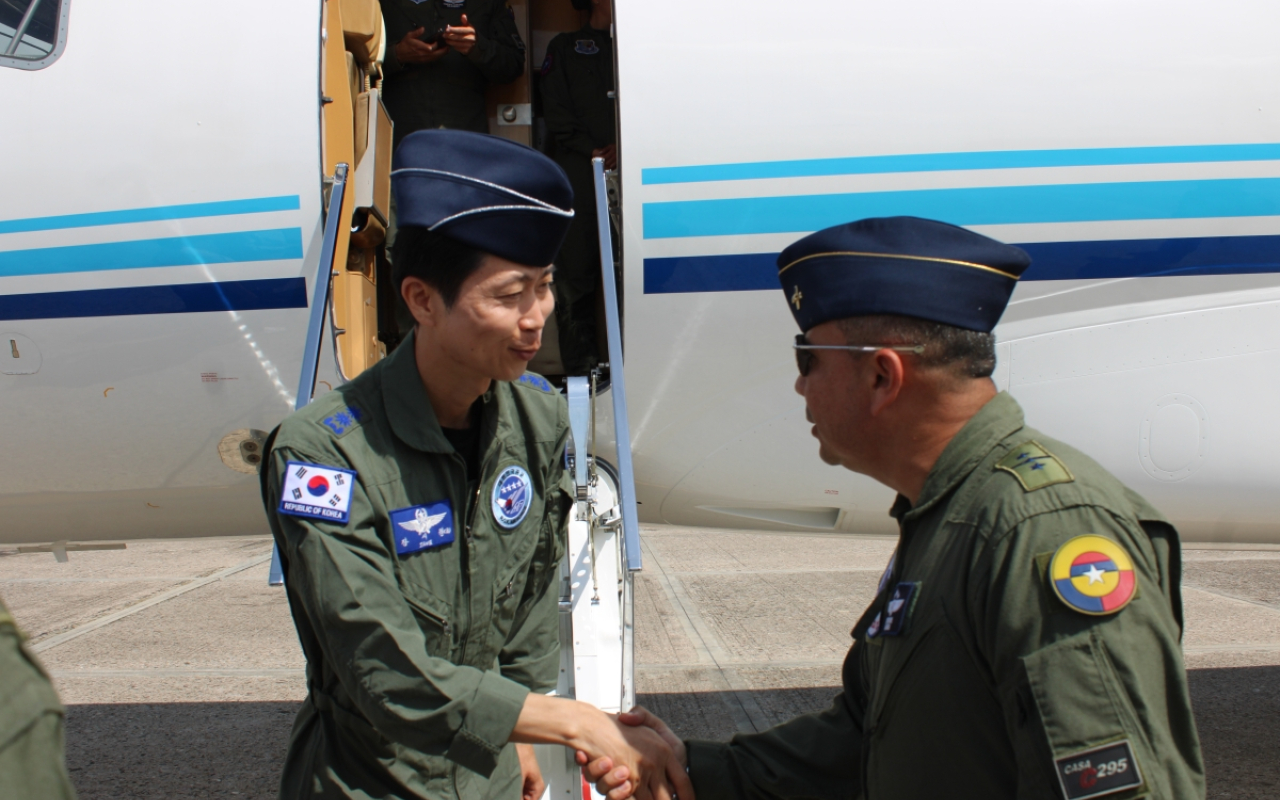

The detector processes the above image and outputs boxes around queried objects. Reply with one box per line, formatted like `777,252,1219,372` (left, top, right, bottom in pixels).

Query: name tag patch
392,501,456,555
866,581,918,639
1055,740,1143,800
279,461,357,523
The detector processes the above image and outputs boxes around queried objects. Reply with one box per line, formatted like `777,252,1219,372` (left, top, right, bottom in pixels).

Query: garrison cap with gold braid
777,216,1032,332
391,129,575,267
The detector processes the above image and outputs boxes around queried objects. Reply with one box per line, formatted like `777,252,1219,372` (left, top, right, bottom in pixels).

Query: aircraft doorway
489,0,620,383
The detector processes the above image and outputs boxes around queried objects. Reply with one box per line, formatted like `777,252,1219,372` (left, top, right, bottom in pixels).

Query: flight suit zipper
457,444,498,661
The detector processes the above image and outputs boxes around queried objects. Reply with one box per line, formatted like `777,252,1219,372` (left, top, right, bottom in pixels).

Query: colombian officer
0,595,78,800
262,130,691,800
539,0,615,373
380,0,526,144
585,216,1206,799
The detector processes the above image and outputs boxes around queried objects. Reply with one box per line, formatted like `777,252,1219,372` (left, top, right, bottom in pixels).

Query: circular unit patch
1050,534,1137,616
492,465,533,529
307,475,330,497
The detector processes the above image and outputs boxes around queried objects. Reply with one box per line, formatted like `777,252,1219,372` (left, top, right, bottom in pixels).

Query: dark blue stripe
642,234,1280,294
0,278,309,320
642,144,1280,185
0,229,305,278
0,196,302,235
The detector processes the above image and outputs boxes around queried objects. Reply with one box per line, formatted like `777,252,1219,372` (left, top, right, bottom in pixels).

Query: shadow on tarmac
61,666,1279,799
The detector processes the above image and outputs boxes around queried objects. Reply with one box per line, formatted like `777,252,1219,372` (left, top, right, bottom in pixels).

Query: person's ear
868,349,906,416
401,277,442,329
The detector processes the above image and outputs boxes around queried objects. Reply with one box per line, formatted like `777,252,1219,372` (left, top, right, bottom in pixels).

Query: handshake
515,696,690,800
577,708,687,800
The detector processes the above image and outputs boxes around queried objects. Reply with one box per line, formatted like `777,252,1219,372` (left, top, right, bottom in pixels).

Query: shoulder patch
1048,534,1137,616
996,440,1074,491
517,373,555,393
541,53,553,76
279,461,357,524
318,405,366,438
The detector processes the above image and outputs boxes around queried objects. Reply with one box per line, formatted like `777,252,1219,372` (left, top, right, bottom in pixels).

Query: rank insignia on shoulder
320,405,365,437
1054,740,1143,800
866,581,918,639
517,373,554,393
996,440,1074,491
392,501,456,555
279,461,357,524
1049,535,1137,616
575,39,599,55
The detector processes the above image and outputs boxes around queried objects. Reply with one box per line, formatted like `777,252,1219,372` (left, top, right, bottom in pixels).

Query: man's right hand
394,28,451,64
579,707,688,800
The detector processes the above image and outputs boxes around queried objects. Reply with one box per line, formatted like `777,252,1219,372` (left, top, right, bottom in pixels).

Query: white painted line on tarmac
31,553,273,654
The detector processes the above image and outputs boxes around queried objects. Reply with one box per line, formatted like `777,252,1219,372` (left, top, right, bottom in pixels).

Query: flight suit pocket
1018,630,1152,798
403,591,454,660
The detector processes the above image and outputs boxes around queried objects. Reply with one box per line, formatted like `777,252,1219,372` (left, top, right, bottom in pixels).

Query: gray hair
837,315,996,379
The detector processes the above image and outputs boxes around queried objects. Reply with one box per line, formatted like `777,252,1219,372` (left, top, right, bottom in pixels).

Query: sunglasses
793,334,924,376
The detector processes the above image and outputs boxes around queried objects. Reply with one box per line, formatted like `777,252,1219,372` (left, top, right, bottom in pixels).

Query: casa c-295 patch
1049,535,1137,616
1054,740,1143,800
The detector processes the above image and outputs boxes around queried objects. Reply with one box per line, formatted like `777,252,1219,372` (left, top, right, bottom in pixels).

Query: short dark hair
391,226,487,308
837,315,996,379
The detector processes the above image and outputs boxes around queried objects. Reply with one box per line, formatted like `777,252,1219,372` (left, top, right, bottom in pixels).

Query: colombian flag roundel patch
1049,535,1137,616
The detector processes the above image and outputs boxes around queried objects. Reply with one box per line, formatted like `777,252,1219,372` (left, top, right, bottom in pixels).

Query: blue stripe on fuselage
0,229,305,278
641,144,1280,185
0,196,302,235
0,278,309,320
642,234,1280,294
642,179,1280,240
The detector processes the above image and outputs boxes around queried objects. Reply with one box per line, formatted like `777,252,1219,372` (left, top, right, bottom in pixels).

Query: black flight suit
539,25,615,374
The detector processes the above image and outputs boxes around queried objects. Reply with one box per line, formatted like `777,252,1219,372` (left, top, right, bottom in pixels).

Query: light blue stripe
642,178,1280,239
0,196,301,235
641,144,1280,185
0,229,305,277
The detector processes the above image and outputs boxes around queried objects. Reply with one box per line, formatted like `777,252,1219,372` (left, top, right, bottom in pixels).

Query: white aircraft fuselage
3,0,1279,545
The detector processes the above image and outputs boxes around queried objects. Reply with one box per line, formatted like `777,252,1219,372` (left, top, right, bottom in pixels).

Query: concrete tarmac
3,526,1278,798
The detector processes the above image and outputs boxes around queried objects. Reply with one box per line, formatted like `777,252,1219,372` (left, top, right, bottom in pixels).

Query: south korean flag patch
279,461,357,524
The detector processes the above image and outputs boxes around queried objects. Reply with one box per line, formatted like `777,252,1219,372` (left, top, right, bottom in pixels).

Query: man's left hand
442,14,478,55
592,144,618,171
517,743,546,800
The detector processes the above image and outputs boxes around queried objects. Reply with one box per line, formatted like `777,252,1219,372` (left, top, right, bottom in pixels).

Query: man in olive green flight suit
380,0,527,145
0,595,79,800
586,216,1205,800
539,0,615,373
263,129,691,800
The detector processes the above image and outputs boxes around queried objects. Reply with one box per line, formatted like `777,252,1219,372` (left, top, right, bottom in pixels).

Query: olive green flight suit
262,332,573,800
0,596,78,800
380,0,527,145
686,392,1205,800
539,26,616,373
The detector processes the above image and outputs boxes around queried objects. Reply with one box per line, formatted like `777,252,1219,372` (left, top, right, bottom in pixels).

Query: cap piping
778,250,1021,280
429,204,575,231
391,167,573,214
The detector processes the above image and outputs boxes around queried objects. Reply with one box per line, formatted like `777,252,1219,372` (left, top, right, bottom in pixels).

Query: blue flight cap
776,216,1032,333
391,129,575,267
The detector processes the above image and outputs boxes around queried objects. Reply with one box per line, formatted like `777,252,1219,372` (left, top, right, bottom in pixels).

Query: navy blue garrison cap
391,129,575,267
777,216,1032,333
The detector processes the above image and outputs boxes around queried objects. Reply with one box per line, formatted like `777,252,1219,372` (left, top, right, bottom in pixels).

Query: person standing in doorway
540,0,615,374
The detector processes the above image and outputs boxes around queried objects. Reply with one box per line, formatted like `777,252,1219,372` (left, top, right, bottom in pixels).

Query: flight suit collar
892,391,1026,522
381,330,499,455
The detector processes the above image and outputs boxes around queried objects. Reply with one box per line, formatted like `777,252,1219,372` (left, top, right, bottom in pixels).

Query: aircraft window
1,0,70,70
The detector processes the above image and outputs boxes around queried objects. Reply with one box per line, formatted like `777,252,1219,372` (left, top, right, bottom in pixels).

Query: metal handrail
295,163,349,409
269,163,349,586
592,157,642,573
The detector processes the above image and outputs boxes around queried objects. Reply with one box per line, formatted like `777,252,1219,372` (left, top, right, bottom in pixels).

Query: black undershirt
441,402,483,482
